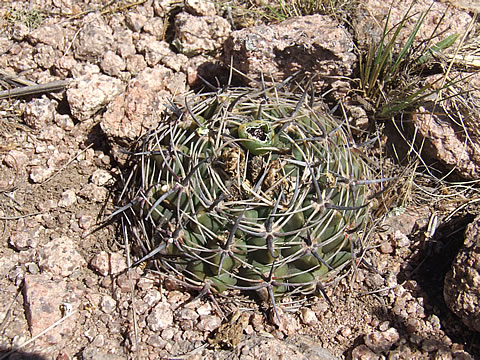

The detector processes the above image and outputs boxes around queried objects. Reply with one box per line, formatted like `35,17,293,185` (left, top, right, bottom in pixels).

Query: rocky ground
0,0,479,359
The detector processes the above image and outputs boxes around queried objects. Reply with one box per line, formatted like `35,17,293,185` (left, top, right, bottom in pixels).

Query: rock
78,214,94,230
12,21,29,41
143,17,167,39
8,43,36,72
55,55,78,77
216,334,339,360
364,328,400,353
101,66,186,151
125,12,148,32
9,228,42,251
28,23,72,49
23,97,56,129
78,183,108,202
197,315,222,332
300,308,318,326
73,14,114,62
125,54,148,75
38,236,86,277
73,14,114,63
185,0,217,16
55,113,75,131
38,124,65,143
100,294,117,314
23,274,82,347
412,101,480,180
351,344,379,360
224,15,356,95
136,36,174,67
58,189,77,207
90,169,114,186
34,44,59,69
66,74,124,122
82,346,125,360
147,302,174,331
113,28,136,58
174,12,231,56
444,215,480,332
100,50,126,77
90,251,128,276
29,166,54,183
52,0,77,15
4,149,30,170
352,0,472,49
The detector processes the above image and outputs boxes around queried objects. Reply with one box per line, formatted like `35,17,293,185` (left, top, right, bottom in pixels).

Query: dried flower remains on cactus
117,84,377,307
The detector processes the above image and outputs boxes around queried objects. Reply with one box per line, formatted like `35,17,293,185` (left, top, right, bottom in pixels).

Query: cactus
119,85,374,303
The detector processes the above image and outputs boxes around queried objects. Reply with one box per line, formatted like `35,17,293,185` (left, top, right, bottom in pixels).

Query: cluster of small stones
0,0,478,359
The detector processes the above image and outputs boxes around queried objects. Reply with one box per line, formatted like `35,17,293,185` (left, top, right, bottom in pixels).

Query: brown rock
224,15,356,96
364,328,400,353
225,334,339,360
9,228,42,251
38,236,86,277
351,344,380,360
29,166,53,183
412,102,480,180
136,36,174,67
73,14,114,62
4,149,30,170
12,21,29,41
90,251,127,276
28,23,72,49
100,50,126,77
113,28,136,58
58,189,77,207
23,274,82,347
444,215,480,332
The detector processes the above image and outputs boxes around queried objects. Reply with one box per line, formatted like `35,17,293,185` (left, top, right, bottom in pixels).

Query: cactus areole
124,86,373,300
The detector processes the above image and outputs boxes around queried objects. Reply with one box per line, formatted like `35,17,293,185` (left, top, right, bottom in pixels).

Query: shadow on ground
0,349,47,360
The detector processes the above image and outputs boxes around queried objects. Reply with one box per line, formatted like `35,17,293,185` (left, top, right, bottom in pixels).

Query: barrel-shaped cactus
121,86,373,301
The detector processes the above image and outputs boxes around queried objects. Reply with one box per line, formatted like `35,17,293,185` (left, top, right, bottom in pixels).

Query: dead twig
0,80,70,100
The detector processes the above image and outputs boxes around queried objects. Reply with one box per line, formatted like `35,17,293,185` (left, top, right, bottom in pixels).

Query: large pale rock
66,74,124,122
101,65,186,150
28,23,73,50
23,274,82,347
174,12,231,56
224,15,356,94
413,100,480,180
444,215,480,332
73,14,114,62
352,0,472,49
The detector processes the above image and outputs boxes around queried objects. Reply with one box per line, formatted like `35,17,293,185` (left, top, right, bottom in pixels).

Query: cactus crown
120,84,374,305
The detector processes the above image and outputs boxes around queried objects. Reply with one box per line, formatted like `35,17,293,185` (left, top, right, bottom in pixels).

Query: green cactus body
126,87,373,299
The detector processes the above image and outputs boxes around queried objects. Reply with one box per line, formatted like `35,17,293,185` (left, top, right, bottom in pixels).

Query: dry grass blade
357,3,464,118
